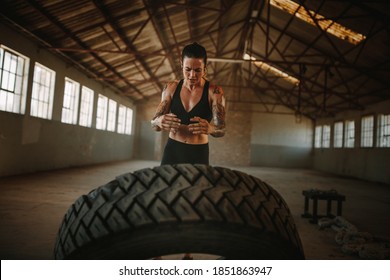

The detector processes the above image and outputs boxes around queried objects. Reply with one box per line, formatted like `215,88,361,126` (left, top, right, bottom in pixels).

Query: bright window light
270,0,366,45
344,120,355,148
314,125,322,148
117,105,133,135
333,121,343,148
107,99,117,132
79,86,94,127
0,45,29,114
125,107,133,135
244,53,299,85
361,115,374,148
96,94,108,130
61,77,80,125
322,125,331,148
377,114,390,148
117,105,126,134
30,63,55,120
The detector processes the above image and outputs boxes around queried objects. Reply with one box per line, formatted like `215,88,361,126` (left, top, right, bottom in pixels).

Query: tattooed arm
210,85,226,137
187,84,226,137
151,82,181,132
189,84,226,136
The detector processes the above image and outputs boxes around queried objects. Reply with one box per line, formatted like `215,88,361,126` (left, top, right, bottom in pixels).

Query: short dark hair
181,42,207,65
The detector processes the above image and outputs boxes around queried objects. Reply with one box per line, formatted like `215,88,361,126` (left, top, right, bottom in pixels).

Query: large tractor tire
54,164,305,259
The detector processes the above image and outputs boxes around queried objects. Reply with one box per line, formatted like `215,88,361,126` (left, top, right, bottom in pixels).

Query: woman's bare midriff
169,124,208,144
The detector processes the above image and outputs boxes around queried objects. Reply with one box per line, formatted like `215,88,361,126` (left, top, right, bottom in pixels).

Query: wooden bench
302,189,346,224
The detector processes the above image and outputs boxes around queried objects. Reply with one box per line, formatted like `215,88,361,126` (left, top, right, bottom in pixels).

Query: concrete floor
0,160,389,260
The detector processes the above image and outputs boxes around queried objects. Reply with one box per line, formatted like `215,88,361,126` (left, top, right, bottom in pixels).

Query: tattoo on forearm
211,102,226,137
213,103,225,126
210,85,225,136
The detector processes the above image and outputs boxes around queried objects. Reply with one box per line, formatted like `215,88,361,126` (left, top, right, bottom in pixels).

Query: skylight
243,54,300,85
270,0,366,45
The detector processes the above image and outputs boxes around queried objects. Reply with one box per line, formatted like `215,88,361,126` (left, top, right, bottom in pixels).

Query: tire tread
54,164,304,259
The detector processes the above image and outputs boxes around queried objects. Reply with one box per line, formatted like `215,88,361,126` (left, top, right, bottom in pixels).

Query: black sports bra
170,80,213,125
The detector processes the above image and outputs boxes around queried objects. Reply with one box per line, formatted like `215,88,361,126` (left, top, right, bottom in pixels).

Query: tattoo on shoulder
153,100,169,119
163,81,179,95
213,86,222,95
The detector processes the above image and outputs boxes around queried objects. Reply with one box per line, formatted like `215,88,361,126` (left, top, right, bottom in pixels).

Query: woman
151,42,226,165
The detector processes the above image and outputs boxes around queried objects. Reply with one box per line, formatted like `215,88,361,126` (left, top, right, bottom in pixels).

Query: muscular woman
151,42,226,165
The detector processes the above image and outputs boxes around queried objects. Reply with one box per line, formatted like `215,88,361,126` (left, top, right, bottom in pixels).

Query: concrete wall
250,112,313,168
313,100,390,184
0,23,135,176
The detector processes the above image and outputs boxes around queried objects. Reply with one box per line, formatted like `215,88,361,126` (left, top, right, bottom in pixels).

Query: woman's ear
180,60,183,68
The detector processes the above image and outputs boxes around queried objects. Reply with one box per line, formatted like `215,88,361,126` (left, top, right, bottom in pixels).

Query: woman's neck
184,78,204,91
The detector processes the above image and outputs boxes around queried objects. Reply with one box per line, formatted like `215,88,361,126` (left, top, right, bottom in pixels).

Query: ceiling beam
143,0,181,79
92,0,164,94
23,0,145,100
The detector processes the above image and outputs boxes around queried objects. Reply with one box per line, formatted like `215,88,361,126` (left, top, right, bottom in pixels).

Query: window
0,45,29,114
333,121,343,148
124,107,133,135
79,86,94,127
322,125,331,148
107,99,117,132
61,78,80,124
344,120,355,148
314,125,322,148
117,105,126,134
96,94,108,130
377,114,390,148
117,105,133,135
30,63,55,119
361,115,374,148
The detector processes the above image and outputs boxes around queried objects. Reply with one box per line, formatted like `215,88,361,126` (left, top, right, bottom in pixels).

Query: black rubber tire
54,164,305,259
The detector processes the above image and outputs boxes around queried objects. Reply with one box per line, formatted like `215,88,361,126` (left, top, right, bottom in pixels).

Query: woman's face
182,57,205,86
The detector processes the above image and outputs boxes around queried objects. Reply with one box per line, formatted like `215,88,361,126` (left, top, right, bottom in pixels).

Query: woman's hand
152,113,181,133
188,116,212,135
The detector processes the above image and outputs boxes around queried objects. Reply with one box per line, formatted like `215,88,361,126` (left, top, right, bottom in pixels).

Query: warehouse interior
0,0,389,260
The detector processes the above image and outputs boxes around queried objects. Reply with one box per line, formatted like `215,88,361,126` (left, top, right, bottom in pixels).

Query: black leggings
161,138,209,165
